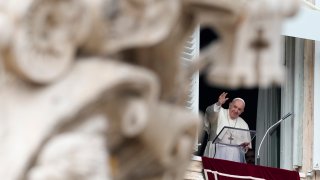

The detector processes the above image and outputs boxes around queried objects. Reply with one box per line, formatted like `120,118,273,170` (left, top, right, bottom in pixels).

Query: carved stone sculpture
186,0,300,88
0,0,299,180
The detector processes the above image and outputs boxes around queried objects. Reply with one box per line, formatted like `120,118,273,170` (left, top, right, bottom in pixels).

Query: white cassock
203,104,251,163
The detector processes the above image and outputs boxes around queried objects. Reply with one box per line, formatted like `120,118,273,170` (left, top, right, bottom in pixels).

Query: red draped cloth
202,157,300,180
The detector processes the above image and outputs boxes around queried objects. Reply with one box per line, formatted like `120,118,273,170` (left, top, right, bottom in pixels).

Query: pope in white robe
203,92,252,163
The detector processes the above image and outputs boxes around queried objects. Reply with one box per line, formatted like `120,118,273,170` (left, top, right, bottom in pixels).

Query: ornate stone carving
187,0,300,88
0,0,299,179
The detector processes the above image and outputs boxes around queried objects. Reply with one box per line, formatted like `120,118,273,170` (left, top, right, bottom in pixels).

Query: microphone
256,112,293,165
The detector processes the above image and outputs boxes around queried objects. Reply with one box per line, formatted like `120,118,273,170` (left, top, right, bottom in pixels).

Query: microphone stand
256,113,292,165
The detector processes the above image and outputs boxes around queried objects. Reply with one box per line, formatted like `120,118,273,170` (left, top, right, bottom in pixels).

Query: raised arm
205,92,229,126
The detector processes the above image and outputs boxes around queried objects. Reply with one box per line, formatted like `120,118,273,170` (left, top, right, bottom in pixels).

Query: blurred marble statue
0,0,299,179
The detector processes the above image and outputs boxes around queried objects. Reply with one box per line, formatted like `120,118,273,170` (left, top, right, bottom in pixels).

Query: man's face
229,100,245,119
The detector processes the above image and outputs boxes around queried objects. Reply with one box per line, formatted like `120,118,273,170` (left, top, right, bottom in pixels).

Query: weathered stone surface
0,0,300,179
